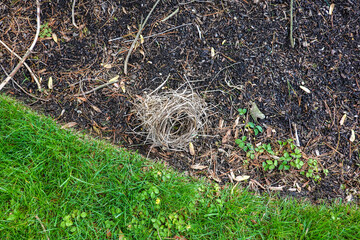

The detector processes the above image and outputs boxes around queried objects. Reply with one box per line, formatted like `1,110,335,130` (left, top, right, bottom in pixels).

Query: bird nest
134,90,208,151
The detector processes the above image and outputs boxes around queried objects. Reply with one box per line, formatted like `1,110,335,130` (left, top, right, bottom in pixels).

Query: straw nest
134,90,208,151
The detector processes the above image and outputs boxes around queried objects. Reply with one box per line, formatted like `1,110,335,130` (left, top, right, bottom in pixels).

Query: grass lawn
1,94,359,239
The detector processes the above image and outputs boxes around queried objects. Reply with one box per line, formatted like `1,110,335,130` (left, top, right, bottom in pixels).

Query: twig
35,215,50,240
72,0,79,29
0,40,41,91
110,23,192,42
1,65,49,101
0,0,41,91
123,0,161,75
290,0,294,48
73,78,119,97
148,74,170,95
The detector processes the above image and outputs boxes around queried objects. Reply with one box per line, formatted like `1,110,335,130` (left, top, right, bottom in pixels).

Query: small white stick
0,40,41,91
0,0,41,91
72,0,79,29
124,0,161,75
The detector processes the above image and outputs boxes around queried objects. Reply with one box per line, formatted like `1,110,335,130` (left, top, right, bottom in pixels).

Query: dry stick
290,0,295,48
73,79,119,97
35,215,50,240
0,40,41,91
72,0,79,29
0,65,49,101
0,0,41,91
123,0,161,75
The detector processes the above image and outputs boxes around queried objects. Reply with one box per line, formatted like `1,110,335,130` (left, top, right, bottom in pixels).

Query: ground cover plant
1,94,360,239
0,0,359,202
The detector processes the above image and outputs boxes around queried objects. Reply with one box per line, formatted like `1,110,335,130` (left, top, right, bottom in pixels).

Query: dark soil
1,0,359,203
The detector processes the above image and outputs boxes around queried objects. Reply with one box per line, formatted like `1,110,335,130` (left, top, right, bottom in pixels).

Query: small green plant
238,108,247,116
291,158,304,169
301,158,320,181
262,159,278,171
40,22,52,38
60,210,88,232
246,121,263,136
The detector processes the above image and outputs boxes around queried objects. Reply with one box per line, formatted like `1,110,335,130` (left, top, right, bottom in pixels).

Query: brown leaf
251,219,258,225
222,129,232,144
106,229,111,238
174,236,187,240
91,105,102,113
61,122,77,129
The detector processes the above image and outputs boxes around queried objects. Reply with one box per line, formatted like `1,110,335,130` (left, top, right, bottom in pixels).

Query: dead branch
123,0,160,75
0,0,41,91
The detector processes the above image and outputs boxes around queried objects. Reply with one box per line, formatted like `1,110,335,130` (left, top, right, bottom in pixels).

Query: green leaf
247,122,255,128
80,212,87,218
256,126,263,132
266,160,273,164
254,129,259,135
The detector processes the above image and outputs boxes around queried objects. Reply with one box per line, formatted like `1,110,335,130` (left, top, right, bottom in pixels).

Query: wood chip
189,142,195,155
340,113,346,126
300,85,311,94
61,122,77,129
350,129,355,142
269,186,284,191
190,164,207,170
48,76,53,90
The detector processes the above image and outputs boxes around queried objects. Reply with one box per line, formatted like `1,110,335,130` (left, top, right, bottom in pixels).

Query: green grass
0,94,359,239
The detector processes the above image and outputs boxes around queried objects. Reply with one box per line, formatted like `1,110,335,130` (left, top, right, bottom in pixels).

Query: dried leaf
109,75,120,83
52,33,58,43
120,81,126,93
190,164,207,170
106,229,111,238
300,85,311,94
222,129,232,144
250,101,265,122
340,114,347,126
91,105,102,113
140,34,144,44
234,175,250,182
189,142,195,155
61,122,77,129
329,3,335,15
350,129,355,142
48,76,53,90
210,47,215,58
101,63,112,69
93,126,101,135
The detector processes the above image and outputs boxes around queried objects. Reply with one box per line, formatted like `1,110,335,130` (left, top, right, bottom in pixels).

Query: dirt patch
1,0,359,203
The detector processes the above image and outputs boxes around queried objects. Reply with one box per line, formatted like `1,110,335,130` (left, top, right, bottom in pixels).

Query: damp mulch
1,0,359,203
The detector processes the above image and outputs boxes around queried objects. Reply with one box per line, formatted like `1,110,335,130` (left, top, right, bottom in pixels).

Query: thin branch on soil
290,0,294,48
1,65,49,102
112,23,192,42
0,40,41,91
73,78,119,97
123,0,161,75
148,74,170,96
0,0,41,91
72,0,79,29
35,215,50,240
